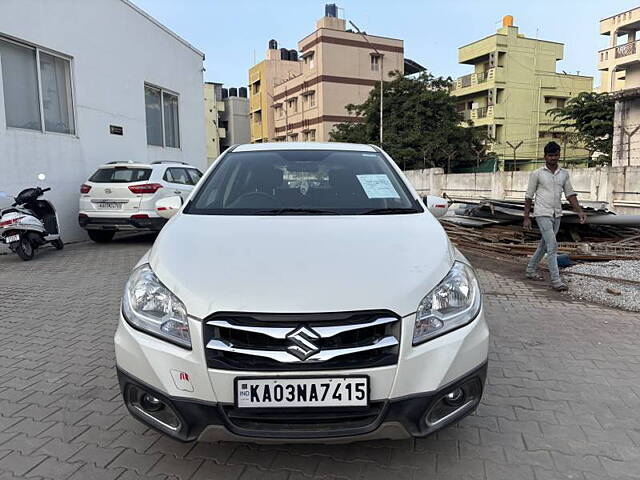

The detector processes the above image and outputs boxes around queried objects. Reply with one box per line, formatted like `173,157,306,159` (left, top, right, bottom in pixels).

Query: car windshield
185,149,422,215
89,167,151,183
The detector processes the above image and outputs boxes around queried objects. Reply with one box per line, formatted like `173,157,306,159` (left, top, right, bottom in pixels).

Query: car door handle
174,190,182,195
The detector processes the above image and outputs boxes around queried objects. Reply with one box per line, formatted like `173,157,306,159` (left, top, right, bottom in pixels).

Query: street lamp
349,21,383,145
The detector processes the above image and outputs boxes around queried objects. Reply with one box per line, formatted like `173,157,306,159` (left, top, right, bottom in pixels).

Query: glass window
89,168,152,183
145,85,180,148
187,169,203,185
371,55,380,72
163,92,180,148
0,39,41,130
185,150,421,215
39,52,74,134
144,86,162,146
164,167,189,185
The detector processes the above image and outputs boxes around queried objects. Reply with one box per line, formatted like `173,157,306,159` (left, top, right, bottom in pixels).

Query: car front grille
203,311,401,371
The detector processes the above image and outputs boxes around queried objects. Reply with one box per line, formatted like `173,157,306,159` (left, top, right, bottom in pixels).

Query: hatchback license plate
236,377,368,408
5,234,20,244
96,202,122,210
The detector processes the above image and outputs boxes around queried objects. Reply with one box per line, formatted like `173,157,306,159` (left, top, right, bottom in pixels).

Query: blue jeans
526,216,562,286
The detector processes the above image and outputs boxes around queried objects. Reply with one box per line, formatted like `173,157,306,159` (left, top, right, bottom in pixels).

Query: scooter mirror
37,173,46,181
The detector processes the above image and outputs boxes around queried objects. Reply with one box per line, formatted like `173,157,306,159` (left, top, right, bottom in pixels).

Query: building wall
204,82,225,164
221,96,250,147
0,0,206,241
611,97,640,166
248,56,301,142
404,166,640,215
271,18,403,142
453,23,592,168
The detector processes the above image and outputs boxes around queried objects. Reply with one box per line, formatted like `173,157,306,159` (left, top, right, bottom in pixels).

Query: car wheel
16,238,35,261
88,230,115,243
52,239,64,250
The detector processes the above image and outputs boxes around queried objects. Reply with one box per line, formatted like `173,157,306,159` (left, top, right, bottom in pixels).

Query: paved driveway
0,236,639,480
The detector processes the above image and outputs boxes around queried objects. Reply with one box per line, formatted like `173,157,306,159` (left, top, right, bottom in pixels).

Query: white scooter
0,174,63,261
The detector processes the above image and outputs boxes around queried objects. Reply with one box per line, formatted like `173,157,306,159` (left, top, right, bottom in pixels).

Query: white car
78,161,203,243
114,143,489,443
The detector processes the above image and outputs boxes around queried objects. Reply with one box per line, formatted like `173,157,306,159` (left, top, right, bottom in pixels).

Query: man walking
523,141,586,291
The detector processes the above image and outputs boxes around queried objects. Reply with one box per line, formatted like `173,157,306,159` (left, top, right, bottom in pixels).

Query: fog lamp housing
125,384,182,433
424,377,482,428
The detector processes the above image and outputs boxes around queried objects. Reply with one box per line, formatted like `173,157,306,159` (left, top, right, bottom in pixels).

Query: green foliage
550,91,614,162
329,71,490,172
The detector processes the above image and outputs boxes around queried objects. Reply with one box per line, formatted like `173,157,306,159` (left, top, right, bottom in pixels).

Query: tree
550,91,614,164
329,71,489,172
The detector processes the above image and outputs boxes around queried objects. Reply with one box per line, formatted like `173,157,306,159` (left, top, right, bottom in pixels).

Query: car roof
97,161,196,168
232,142,378,153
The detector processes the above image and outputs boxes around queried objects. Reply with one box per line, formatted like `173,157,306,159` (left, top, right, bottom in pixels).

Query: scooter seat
1,207,36,217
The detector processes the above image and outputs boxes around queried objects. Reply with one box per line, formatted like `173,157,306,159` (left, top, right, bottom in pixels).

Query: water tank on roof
229,87,238,97
239,87,248,98
221,88,229,99
325,3,338,17
289,50,298,62
269,39,278,50
280,48,290,60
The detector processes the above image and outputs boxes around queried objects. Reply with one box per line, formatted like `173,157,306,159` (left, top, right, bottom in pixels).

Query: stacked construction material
440,199,640,262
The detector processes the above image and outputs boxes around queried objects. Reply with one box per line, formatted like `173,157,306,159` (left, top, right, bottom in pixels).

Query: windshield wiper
254,208,339,215
360,208,420,215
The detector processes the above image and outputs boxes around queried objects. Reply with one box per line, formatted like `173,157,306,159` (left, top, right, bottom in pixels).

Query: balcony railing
616,41,637,58
475,107,488,119
451,68,496,91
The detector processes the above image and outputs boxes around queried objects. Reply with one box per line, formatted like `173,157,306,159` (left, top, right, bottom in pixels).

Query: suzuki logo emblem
286,326,320,361
104,188,112,194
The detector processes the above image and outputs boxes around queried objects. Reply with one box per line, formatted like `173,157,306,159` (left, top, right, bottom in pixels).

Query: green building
452,16,593,170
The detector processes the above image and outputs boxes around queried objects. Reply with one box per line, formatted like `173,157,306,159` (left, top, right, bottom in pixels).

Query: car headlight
413,261,481,345
122,264,191,348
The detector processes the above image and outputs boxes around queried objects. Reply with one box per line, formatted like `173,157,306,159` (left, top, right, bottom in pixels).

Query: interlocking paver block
1,238,639,480
0,452,46,476
108,449,162,475
191,460,244,480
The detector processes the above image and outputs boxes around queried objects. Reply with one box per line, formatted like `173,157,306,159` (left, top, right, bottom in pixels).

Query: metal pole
379,56,383,145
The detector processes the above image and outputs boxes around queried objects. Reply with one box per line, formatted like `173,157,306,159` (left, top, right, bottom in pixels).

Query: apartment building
452,16,592,169
204,82,226,163
249,4,412,143
248,42,302,143
598,7,640,166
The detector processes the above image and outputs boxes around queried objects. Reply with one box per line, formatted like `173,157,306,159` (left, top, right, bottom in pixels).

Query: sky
133,0,637,89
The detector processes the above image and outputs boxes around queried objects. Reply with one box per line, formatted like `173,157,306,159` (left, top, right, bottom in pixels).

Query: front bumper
78,214,165,231
117,362,487,443
115,307,489,443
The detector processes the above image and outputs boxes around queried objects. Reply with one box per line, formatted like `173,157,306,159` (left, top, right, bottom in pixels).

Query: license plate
96,202,122,210
236,377,368,408
5,234,20,244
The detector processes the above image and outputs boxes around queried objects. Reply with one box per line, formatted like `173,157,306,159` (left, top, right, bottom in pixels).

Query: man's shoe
552,283,568,292
526,272,545,281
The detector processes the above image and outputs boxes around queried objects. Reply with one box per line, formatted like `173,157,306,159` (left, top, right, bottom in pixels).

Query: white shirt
525,166,577,217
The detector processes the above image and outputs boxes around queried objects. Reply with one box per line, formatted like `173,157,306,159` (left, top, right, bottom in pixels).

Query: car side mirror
423,195,449,218
156,195,183,219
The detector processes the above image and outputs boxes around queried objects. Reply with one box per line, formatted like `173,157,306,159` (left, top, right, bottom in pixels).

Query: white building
0,0,206,241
